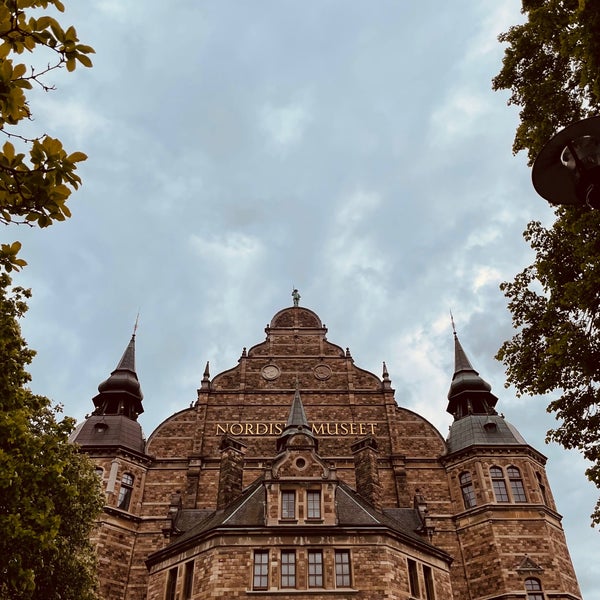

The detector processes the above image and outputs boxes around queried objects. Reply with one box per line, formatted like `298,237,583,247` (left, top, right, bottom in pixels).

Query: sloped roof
149,478,451,566
446,414,527,454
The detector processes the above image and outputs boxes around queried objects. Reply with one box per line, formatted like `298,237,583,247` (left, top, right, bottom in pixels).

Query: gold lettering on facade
229,423,243,436
214,422,378,437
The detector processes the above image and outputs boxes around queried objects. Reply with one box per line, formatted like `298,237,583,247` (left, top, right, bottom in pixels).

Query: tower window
335,550,351,587
307,490,321,519
308,550,323,588
490,467,509,503
281,550,296,588
407,558,420,597
508,466,527,502
281,490,296,519
253,550,269,590
117,472,134,510
459,471,477,508
525,577,544,600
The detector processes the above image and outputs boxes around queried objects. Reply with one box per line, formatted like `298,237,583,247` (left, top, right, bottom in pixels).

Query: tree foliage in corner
0,1,102,597
0,0,94,272
493,0,600,524
0,273,104,599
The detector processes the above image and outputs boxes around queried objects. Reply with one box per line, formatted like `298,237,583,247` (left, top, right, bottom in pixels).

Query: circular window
295,458,306,469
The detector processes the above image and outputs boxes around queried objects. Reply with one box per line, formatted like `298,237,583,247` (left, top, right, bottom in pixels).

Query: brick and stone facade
73,304,582,599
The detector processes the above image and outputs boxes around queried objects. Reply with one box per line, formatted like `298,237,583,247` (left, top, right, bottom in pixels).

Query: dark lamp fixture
532,116,600,209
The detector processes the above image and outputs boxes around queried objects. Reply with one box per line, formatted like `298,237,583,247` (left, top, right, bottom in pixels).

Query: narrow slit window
183,560,194,599
408,558,420,597
423,564,435,600
165,566,177,600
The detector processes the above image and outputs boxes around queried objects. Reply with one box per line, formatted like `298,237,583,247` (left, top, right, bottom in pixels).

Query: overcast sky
9,1,598,596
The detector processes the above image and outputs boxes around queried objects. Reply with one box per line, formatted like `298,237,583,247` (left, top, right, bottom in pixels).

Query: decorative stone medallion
313,364,332,381
261,364,281,381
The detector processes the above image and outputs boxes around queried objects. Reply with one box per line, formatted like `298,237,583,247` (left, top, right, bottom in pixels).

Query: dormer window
281,490,296,520
307,489,321,519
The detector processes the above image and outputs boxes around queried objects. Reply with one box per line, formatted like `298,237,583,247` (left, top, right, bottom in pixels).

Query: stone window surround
490,465,528,504
248,548,355,592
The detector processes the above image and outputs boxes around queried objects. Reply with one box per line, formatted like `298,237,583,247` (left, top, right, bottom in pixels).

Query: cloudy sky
9,1,598,595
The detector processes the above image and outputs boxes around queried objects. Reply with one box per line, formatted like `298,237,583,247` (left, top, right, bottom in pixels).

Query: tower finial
450,309,456,336
133,311,140,336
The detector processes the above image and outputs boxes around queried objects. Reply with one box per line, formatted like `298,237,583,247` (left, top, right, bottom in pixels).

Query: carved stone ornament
261,365,281,381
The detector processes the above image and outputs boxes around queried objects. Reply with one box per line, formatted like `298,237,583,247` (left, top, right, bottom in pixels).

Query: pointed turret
446,332,497,420
277,383,316,451
93,334,144,420
71,333,146,454
445,331,526,454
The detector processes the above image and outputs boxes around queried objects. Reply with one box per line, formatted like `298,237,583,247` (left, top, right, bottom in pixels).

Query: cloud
260,97,312,150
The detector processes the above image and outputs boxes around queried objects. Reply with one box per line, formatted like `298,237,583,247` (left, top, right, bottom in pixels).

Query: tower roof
446,332,497,419
73,332,146,453
93,334,144,419
445,330,526,453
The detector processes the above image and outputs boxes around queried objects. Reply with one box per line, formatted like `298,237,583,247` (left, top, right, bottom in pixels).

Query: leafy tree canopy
494,0,600,524
0,272,104,599
0,0,94,272
493,0,600,165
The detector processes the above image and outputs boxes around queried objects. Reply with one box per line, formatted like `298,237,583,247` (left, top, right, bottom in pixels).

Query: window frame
525,577,544,600
308,550,323,588
253,550,269,590
407,558,420,597
117,472,134,510
335,549,352,588
280,550,296,588
183,560,194,599
459,471,477,508
165,566,177,600
507,466,527,502
490,466,510,503
281,490,296,520
307,489,322,520
423,564,435,600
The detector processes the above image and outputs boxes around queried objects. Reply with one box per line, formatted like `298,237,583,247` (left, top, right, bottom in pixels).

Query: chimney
351,436,383,508
217,435,247,509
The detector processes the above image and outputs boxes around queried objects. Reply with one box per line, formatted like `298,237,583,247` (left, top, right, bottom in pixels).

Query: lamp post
532,116,600,209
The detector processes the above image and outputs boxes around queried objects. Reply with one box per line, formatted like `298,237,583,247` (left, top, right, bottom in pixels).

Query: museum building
72,303,583,599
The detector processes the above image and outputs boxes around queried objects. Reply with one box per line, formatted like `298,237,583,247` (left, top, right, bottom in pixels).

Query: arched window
507,466,527,502
490,466,509,502
525,577,544,600
459,471,477,508
117,472,134,510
